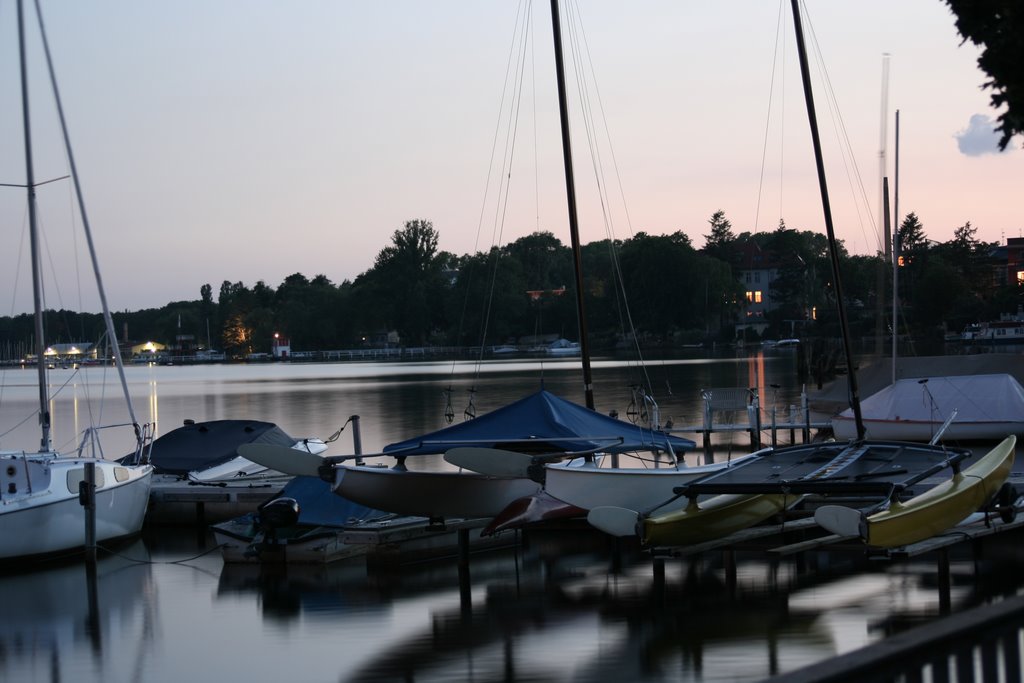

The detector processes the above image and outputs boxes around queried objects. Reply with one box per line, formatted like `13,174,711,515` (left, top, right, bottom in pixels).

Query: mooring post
457,528,471,612
938,548,952,614
83,461,97,567
351,415,364,465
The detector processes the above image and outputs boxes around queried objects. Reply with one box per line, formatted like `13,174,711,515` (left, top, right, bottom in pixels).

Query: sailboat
586,0,1014,548
242,0,703,523
0,0,153,563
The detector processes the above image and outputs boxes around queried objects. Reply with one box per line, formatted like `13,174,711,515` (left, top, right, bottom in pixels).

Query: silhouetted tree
944,0,1024,149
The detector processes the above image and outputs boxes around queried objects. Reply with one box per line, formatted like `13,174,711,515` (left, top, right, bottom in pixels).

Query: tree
701,210,737,264
360,219,448,345
897,212,928,255
944,0,1024,149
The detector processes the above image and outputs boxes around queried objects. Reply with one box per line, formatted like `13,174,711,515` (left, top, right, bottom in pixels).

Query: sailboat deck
674,441,970,497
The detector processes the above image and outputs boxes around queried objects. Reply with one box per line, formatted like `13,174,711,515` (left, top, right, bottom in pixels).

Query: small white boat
545,338,581,356
0,456,152,561
830,374,1024,442
541,451,762,512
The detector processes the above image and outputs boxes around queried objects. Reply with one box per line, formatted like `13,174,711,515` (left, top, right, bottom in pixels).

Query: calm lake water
2,352,1023,682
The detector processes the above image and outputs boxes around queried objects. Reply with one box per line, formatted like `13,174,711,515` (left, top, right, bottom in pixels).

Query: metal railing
765,593,1024,682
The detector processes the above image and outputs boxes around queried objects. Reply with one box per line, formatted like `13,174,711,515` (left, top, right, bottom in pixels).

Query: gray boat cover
836,373,1024,426
126,419,299,475
383,389,695,456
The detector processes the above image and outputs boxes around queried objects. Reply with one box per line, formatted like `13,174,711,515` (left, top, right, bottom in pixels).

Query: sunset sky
1,0,1019,314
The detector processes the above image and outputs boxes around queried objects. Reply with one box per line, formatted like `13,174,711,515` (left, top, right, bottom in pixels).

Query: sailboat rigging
1,0,153,563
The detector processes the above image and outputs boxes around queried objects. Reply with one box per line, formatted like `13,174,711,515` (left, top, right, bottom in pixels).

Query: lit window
811,307,817,320
754,291,763,304
1017,271,1024,284
745,291,754,302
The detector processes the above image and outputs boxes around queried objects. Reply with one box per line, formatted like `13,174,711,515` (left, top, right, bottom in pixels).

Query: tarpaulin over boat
384,389,695,456
277,476,388,527
832,373,1024,441
124,419,299,474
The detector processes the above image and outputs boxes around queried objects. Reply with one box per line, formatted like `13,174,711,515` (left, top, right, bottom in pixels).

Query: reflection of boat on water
0,540,154,681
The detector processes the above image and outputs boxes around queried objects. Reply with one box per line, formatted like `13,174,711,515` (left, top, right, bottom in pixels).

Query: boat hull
815,435,1016,548
0,456,152,561
831,417,1024,442
543,452,761,512
331,465,541,519
642,493,793,546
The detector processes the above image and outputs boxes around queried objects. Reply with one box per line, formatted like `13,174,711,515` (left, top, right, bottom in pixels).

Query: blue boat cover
279,476,388,528
384,389,695,456
121,419,299,474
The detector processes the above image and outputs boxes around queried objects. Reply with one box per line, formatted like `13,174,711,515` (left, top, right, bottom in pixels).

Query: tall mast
549,0,594,410
891,110,901,385
18,0,51,451
790,0,865,440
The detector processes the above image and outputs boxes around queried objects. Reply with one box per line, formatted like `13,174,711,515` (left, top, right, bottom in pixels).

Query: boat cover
124,419,300,474
277,476,388,527
836,373,1024,426
384,389,695,456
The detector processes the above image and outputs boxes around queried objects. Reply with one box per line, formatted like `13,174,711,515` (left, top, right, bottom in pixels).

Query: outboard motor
258,497,300,532
243,497,300,560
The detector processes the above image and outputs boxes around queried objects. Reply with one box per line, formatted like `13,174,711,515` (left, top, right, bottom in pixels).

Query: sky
0,0,1020,314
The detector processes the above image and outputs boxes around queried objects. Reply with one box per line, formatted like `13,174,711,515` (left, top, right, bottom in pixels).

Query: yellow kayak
641,493,796,546
815,435,1016,548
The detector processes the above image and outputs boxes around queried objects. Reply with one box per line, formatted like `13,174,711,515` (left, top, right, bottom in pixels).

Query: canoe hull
331,465,541,519
815,435,1016,548
642,493,793,546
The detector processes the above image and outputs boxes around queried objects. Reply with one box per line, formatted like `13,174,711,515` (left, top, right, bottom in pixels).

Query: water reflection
199,532,1024,683
3,352,811,455
0,541,154,682
8,357,1022,682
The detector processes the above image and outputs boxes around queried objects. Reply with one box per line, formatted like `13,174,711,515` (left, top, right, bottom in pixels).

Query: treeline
0,213,1018,359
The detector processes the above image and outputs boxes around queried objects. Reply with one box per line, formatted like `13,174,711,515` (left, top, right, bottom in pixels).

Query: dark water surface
3,353,1023,682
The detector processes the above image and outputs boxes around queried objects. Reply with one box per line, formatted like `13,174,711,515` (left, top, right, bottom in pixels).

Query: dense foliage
944,0,1024,150
0,213,1017,359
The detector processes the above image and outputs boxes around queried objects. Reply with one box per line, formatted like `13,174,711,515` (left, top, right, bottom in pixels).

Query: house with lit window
734,240,781,339
1005,237,1024,286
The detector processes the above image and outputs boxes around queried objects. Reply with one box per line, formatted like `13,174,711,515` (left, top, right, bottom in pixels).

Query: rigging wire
800,0,880,253
561,0,657,407
752,0,786,234
444,0,533,418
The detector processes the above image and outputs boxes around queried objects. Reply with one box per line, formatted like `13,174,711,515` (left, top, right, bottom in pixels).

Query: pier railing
765,593,1024,683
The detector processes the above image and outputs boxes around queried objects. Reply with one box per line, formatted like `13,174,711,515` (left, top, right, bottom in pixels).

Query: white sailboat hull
331,465,541,519
543,452,761,512
0,455,152,561
831,417,1024,442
